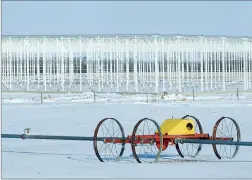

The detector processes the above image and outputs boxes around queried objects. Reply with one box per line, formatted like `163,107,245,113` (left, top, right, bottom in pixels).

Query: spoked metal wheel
176,115,203,158
131,118,163,163
93,118,125,162
212,117,241,159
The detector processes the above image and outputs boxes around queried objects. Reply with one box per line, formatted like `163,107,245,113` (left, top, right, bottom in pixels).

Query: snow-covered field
2,92,252,178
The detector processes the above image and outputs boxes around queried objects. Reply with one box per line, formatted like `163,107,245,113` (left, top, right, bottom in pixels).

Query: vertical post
199,36,204,92
221,37,226,92
236,88,239,100
177,36,182,93
126,38,129,92
134,36,138,93
162,37,165,92
93,91,96,103
205,38,208,91
8,37,12,91
243,38,248,91
61,36,64,92
26,37,30,91
146,92,149,103
116,36,119,93
37,39,40,91
43,37,47,92
193,88,195,101
97,36,101,92
79,36,82,92
40,92,43,104
210,39,213,91
101,37,104,91
155,35,159,93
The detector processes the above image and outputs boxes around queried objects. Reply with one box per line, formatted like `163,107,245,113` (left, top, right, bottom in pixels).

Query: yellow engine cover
158,118,195,135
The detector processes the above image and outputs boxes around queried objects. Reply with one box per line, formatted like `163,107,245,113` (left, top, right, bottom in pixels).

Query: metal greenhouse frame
1,35,252,93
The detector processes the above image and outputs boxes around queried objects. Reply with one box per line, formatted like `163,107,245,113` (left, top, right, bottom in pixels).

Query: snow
2,92,252,178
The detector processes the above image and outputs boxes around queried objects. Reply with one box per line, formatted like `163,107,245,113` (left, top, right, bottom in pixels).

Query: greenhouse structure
1,35,252,93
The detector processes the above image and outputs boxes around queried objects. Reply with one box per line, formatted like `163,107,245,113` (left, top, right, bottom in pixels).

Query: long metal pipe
1,134,123,142
174,138,252,146
3,133,252,147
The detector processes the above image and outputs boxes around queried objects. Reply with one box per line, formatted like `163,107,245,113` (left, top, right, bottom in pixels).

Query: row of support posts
1,35,252,93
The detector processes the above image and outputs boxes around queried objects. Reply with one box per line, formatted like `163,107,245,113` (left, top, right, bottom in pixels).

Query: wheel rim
176,115,203,158
131,118,163,163
93,118,125,162
212,117,240,159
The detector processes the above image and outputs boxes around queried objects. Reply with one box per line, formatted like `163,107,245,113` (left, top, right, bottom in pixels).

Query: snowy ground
2,92,252,178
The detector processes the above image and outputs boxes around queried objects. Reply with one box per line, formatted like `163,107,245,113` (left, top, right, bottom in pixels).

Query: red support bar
103,133,233,144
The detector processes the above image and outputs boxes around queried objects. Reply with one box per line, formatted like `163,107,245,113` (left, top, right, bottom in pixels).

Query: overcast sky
2,1,252,36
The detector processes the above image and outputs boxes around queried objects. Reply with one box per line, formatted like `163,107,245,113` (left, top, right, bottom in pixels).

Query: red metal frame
103,133,233,144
